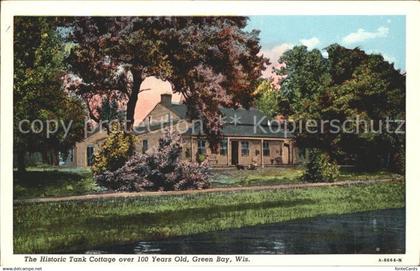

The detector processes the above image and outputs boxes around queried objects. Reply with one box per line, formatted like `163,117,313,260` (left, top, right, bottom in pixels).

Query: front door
231,141,239,165
283,143,290,164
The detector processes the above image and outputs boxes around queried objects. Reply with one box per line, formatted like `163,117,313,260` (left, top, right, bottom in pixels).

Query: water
87,208,405,254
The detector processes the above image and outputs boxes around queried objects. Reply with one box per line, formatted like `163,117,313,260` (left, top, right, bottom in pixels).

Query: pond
86,208,405,254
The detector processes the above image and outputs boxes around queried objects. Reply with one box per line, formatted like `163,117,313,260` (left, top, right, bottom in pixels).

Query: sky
134,16,405,123
246,15,406,77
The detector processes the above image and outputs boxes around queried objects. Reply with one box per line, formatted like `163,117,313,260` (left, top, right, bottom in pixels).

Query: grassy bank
14,181,404,254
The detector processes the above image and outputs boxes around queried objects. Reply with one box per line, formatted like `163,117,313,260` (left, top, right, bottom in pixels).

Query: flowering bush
95,130,210,191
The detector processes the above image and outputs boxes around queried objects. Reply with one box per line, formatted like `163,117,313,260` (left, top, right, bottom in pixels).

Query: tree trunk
42,150,49,164
126,73,142,130
52,151,59,166
17,150,26,173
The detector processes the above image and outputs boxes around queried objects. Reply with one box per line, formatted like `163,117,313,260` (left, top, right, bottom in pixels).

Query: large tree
63,17,268,147
14,17,85,171
276,44,405,171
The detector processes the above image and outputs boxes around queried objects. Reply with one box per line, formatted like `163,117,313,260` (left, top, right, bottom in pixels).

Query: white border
1,0,420,268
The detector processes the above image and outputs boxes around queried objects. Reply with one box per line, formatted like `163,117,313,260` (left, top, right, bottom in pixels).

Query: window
198,139,206,155
87,145,94,166
220,140,227,155
185,147,191,158
263,141,270,156
142,139,148,154
241,141,249,156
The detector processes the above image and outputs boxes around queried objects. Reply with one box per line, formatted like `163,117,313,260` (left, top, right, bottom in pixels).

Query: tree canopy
14,17,86,171
63,17,268,147
276,44,405,171
254,79,281,118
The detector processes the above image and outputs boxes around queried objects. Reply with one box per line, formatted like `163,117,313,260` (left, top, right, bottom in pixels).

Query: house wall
73,99,300,167
74,129,299,168
190,137,229,166
143,103,181,125
74,130,108,167
135,125,193,161
263,140,282,165
190,137,297,167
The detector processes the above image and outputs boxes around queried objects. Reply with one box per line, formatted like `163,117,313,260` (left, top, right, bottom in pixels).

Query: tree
14,17,85,172
91,123,136,174
276,44,405,171
276,46,331,118
254,79,281,118
63,17,268,148
325,45,405,170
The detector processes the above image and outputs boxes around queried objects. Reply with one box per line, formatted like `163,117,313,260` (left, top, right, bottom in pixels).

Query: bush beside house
92,124,137,175
95,130,210,192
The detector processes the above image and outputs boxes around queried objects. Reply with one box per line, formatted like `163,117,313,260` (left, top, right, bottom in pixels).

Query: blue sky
247,16,405,71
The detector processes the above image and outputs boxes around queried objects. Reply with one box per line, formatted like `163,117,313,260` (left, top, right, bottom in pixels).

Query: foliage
100,96,123,122
95,130,210,191
91,124,136,174
254,79,281,118
275,44,405,171
302,149,339,182
14,17,85,171
389,144,405,175
276,46,330,118
196,153,207,164
62,17,268,148
14,182,404,253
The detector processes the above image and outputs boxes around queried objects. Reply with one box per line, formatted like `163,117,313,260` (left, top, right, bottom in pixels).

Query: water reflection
87,208,405,254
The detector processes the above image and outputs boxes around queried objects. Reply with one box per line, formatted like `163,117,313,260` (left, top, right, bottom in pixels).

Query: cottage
72,93,301,168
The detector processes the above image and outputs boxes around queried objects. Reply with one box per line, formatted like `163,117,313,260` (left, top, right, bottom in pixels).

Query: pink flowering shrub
95,130,210,191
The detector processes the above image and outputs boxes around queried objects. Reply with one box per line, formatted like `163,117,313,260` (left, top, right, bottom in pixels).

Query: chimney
160,93,172,107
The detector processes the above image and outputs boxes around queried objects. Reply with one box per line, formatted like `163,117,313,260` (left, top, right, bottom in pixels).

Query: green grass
210,167,304,187
14,181,404,254
210,167,401,188
14,167,101,200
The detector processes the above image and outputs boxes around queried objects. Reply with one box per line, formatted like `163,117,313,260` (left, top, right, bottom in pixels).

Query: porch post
191,137,194,162
260,139,264,168
290,141,294,164
227,137,231,166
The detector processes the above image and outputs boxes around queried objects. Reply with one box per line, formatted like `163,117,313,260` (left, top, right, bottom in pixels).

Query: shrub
302,149,339,183
196,153,207,164
95,130,210,191
91,123,136,175
390,146,405,175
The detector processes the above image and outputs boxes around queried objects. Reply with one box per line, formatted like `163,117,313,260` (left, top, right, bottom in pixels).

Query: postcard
1,1,419,269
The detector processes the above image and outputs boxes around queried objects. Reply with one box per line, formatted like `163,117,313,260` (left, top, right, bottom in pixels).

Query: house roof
167,103,188,119
135,103,292,139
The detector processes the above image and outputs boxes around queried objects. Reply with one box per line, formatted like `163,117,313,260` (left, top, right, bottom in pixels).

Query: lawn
13,166,403,200
210,167,402,188
14,181,404,253
13,167,101,200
